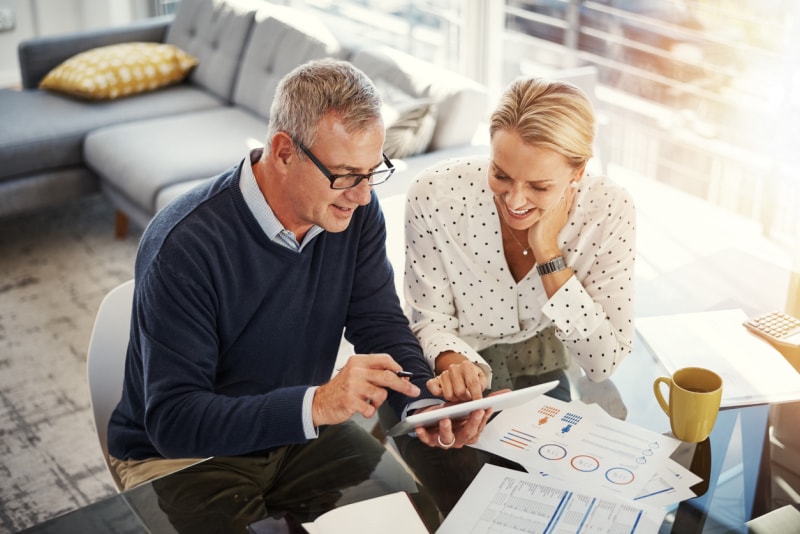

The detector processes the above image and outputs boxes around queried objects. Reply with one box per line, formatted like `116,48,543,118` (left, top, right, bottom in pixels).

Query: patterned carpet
0,195,142,533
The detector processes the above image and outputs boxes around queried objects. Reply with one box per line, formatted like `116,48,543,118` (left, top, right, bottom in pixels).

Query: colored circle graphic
570,455,600,472
605,467,635,485
538,443,567,460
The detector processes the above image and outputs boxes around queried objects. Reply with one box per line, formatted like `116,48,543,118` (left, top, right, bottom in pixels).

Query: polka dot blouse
403,155,636,383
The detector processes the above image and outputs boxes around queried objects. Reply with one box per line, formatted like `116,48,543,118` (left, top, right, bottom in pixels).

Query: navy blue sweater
108,159,435,460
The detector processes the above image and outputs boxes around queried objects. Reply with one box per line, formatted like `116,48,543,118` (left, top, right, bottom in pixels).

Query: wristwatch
536,256,567,276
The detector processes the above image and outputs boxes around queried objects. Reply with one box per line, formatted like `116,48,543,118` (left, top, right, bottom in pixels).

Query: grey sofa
0,0,489,234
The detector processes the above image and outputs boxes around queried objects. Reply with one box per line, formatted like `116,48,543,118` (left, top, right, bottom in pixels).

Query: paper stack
472,396,701,506
440,395,705,533
437,464,666,534
636,308,800,407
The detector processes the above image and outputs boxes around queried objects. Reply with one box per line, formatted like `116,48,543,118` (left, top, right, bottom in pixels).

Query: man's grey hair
267,58,383,153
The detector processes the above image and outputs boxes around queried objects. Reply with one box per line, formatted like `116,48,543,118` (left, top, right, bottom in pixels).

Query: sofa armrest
18,15,173,89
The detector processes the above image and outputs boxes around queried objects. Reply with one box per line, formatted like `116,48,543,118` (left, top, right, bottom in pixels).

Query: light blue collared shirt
240,152,324,252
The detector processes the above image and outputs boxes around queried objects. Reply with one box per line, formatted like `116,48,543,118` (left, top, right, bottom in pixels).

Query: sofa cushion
349,46,488,151
85,107,267,214
165,0,261,102
18,15,172,90
377,80,437,159
0,86,223,181
231,5,343,118
39,42,198,100
155,178,209,213
383,100,437,159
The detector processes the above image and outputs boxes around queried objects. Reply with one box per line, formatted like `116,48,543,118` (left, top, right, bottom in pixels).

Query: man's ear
270,132,296,166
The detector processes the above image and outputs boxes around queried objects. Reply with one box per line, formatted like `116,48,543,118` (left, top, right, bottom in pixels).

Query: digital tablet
386,380,559,437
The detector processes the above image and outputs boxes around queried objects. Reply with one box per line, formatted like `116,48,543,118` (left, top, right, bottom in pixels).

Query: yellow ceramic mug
653,367,723,442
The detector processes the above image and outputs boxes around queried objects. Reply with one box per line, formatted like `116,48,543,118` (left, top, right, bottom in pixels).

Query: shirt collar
240,148,323,251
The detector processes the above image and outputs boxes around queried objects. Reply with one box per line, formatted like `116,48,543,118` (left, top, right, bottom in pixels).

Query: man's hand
312,354,420,426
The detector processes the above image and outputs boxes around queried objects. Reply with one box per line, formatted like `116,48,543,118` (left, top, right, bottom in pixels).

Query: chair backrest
379,193,408,300
86,279,135,492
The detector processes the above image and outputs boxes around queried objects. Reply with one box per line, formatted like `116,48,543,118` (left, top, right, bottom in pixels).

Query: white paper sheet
636,308,800,407
437,464,666,534
299,492,427,534
472,397,694,501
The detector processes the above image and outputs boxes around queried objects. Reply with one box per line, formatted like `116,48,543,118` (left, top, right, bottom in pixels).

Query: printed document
472,396,698,502
437,464,665,534
636,308,800,407
299,492,427,534
472,396,701,506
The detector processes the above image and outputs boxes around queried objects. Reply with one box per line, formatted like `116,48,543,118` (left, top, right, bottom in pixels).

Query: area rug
0,195,141,532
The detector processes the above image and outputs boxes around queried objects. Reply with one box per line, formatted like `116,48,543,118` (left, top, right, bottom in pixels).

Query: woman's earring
570,181,578,189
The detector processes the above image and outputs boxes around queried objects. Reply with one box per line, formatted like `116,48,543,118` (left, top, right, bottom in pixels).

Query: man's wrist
303,386,320,439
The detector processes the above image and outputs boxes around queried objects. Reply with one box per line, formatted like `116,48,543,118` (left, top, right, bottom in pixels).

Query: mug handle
653,377,672,416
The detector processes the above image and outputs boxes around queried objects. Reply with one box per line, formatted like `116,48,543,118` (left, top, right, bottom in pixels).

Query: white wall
0,0,148,88
0,0,36,86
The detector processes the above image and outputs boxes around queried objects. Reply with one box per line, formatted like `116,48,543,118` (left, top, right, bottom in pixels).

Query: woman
404,77,636,402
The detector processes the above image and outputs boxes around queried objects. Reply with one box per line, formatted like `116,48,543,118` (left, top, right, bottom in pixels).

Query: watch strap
536,256,567,276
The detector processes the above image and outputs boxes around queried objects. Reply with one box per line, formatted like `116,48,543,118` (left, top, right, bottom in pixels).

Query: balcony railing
162,0,799,251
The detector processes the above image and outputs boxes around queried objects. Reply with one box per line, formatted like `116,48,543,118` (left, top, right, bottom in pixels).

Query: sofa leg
114,210,129,239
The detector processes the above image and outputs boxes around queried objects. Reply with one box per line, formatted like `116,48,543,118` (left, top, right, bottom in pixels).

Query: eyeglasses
292,136,395,190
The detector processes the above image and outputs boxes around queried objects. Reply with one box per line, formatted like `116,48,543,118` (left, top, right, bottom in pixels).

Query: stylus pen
334,367,415,379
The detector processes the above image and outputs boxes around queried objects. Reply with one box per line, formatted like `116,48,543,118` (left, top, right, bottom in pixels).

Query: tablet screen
386,380,559,437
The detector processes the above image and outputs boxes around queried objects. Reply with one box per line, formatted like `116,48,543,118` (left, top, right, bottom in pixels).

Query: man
106,58,489,520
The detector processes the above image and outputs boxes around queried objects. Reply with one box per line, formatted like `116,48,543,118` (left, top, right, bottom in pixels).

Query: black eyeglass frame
291,136,395,190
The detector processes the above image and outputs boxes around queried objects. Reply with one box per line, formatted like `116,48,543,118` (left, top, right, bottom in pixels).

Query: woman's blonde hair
490,77,595,169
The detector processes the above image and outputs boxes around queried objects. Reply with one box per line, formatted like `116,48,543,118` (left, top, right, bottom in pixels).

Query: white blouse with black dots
403,155,636,384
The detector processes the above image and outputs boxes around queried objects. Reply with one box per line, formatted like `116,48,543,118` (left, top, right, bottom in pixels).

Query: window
151,0,180,16
162,0,799,249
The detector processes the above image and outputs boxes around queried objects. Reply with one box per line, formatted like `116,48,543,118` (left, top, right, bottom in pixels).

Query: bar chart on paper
436,464,666,534
472,396,688,501
474,396,700,506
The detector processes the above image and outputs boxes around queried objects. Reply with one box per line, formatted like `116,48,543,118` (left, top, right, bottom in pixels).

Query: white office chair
86,279,134,492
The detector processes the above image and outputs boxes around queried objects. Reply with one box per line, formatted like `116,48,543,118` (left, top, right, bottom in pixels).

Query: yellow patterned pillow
39,42,198,100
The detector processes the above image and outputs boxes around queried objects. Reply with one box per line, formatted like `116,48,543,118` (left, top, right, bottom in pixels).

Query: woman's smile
507,205,533,217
